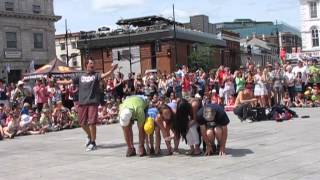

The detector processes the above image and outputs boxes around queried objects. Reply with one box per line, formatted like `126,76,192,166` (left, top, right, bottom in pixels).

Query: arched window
311,27,319,47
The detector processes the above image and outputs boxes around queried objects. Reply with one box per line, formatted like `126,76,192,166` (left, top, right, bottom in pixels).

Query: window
312,28,319,47
34,33,43,49
60,43,65,50
71,42,77,49
72,58,78,66
310,2,318,18
33,5,41,14
6,32,17,48
5,1,14,11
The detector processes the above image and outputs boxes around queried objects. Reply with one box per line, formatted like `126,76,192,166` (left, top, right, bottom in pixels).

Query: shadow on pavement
97,142,138,149
226,148,254,157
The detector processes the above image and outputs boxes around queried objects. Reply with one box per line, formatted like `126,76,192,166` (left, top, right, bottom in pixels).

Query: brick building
77,16,227,76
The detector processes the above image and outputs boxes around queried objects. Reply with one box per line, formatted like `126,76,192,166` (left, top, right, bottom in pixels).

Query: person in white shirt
292,60,307,92
284,65,295,103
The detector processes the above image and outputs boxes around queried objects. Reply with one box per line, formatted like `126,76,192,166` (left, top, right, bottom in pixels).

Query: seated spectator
293,92,305,107
2,112,19,139
69,107,79,128
52,101,71,130
311,86,320,107
39,108,52,133
283,92,291,107
97,105,108,124
225,95,236,111
21,103,30,115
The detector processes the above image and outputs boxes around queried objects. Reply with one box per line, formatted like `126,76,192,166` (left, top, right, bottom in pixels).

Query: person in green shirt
311,87,320,107
307,59,320,86
235,71,246,93
119,96,148,157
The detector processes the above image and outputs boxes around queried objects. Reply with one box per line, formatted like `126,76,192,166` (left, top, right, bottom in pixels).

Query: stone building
55,32,82,70
300,0,320,57
0,0,60,83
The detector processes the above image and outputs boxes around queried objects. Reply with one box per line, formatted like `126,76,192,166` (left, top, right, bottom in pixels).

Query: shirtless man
233,84,257,122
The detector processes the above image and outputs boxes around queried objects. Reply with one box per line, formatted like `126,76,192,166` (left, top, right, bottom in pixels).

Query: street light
65,19,72,66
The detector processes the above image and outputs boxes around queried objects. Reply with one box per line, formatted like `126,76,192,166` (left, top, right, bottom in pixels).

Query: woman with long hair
155,104,178,155
174,99,201,155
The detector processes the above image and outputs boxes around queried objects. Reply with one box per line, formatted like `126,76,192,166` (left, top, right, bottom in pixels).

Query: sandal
126,148,136,157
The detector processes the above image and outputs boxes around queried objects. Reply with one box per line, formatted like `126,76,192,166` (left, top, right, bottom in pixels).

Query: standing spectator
114,72,124,101
271,62,285,105
0,80,9,107
33,79,48,112
293,60,308,92
284,65,295,103
235,70,246,95
254,67,267,107
12,81,26,107
222,67,235,105
182,74,192,99
307,59,320,87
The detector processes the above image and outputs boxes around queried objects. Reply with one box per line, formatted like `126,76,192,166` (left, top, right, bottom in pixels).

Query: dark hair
158,104,175,123
174,99,193,142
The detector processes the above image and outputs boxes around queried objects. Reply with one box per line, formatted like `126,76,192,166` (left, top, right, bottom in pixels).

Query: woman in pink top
33,79,48,112
182,74,192,99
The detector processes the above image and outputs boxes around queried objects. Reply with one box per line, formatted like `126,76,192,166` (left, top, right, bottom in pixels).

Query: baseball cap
119,108,132,127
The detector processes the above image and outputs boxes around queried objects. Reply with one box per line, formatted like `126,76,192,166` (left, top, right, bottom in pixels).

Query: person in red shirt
33,79,48,112
182,74,192,99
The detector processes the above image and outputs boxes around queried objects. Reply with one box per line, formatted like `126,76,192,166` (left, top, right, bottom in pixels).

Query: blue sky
54,0,300,34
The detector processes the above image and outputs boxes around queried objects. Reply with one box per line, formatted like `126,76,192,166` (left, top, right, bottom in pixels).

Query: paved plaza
1,108,320,180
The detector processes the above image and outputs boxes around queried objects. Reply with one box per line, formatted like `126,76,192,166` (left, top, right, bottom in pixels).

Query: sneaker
86,143,97,152
85,139,91,147
246,119,253,123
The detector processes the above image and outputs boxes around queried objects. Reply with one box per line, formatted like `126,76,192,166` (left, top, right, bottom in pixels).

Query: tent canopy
24,58,83,80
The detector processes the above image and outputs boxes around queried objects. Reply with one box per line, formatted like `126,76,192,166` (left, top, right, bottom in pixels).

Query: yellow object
144,117,155,135
305,90,311,96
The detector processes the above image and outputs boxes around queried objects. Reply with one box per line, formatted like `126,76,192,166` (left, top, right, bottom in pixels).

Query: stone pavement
1,108,320,180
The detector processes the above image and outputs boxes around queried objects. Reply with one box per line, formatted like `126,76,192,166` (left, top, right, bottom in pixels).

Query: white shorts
186,124,199,146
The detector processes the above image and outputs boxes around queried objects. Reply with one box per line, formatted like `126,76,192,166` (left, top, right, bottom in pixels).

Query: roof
116,15,183,27
77,27,226,49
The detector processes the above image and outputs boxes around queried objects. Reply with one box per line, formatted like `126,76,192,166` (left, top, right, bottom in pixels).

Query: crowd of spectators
0,58,319,140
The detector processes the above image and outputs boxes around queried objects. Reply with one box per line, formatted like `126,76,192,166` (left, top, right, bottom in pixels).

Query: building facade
0,0,60,83
77,16,228,76
55,32,82,70
184,15,216,34
300,0,320,57
215,19,302,56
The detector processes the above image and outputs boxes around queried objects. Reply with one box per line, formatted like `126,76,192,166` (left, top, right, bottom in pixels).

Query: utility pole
173,0,178,66
128,24,132,73
65,19,70,66
276,20,281,60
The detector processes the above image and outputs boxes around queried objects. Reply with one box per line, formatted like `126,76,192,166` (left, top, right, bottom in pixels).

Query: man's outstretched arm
101,64,118,79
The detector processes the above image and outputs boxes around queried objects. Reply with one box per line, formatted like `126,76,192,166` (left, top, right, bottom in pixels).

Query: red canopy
24,58,82,80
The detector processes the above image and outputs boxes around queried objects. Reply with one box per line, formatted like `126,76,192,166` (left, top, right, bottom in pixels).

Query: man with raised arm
58,59,117,151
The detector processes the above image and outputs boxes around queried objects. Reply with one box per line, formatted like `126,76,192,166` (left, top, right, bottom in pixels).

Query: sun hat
17,80,24,86
119,108,132,127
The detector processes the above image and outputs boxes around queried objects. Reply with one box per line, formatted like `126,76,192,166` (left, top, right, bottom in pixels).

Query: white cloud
92,0,146,12
160,8,199,21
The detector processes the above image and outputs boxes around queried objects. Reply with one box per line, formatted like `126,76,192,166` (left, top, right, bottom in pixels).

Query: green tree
188,44,216,72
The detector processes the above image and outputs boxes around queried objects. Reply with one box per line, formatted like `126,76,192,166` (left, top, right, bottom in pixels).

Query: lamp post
172,0,178,65
65,19,72,66
128,24,132,73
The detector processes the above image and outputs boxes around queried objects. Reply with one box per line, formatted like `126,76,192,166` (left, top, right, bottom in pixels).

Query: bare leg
155,127,161,154
138,123,146,156
89,125,96,142
81,125,91,140
122,125,134,149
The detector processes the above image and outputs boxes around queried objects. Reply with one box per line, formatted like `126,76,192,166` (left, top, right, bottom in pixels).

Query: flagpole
173,0,178,67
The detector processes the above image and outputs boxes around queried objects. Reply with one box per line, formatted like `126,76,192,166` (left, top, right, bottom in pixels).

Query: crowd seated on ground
0,58,319,141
